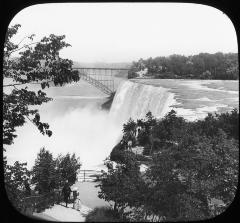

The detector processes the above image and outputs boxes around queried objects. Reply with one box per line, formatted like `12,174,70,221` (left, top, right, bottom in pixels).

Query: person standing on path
72,187,80,210
62,180,71,207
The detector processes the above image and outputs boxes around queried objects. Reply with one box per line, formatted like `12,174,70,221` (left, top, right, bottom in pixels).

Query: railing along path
78,169,102,182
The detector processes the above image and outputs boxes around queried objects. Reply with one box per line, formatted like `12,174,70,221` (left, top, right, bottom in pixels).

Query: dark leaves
128,53,239,80
3,24,79,145
32,114,52,137
99,110,239,221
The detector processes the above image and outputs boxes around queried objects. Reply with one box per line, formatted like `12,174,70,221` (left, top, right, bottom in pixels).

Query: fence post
84,170,85,182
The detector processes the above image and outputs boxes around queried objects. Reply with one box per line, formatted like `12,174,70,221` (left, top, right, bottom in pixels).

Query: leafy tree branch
3,24,80,149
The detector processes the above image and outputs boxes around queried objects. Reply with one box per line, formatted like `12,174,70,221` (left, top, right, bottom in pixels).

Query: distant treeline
128,52,239,80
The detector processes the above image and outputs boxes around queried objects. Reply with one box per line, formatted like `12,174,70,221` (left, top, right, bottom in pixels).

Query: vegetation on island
96,109,239,221
3,24,81,215
128,53,239,80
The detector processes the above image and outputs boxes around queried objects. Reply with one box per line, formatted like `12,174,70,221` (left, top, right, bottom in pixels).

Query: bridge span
74,67,129,95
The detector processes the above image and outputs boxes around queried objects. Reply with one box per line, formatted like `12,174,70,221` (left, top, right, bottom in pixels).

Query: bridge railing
78,169,103,182
73,67,129,94
79,72,113,95
74,67,129,71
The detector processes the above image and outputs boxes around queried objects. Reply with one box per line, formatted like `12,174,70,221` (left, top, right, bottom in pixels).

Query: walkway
33,212,59,221
72,181,111,209
32,181,110,221
33,203,91,222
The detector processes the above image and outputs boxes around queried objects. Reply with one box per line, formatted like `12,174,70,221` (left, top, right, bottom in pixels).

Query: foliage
121,112,157,150
4,160,31,212
122,118,137,146
31,147,57,193
150,110,187,148
97,153,147,218
3,24,81,213
4,148,80,213
128,53,239,80
110,142,126,163
31,148,82,193
56,153,81,186
3,24,80,150
85,207,124,222
191,108,239,140
98,109,239,221
145,129,238,220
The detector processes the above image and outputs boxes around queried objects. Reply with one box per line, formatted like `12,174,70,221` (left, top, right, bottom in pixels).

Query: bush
85,207,124,222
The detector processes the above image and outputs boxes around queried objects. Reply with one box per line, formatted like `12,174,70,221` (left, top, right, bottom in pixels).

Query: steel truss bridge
74,67,129,95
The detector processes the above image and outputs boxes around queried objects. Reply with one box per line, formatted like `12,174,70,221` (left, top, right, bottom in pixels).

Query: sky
9,3,238,63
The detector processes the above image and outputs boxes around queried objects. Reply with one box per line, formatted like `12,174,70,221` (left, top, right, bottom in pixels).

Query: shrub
85,207,124,222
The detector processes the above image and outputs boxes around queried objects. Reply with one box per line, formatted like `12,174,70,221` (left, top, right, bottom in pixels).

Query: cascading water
5,79,176,171
109,80,175,125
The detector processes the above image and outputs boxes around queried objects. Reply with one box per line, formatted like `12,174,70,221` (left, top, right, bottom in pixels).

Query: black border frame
1,0,239,222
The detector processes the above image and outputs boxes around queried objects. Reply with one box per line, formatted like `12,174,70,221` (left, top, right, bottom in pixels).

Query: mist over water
5,99,123,170
44,106,123,169
5,80,123,170
5,79,238,170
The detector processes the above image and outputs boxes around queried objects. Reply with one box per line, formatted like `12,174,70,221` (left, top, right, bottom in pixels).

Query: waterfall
109,80,175,125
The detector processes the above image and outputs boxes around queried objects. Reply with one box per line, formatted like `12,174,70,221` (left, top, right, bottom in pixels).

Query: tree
31,148,81,193
56,153,81,186
191,109,239,140
127,61,139,79
31,147,57,193
3,24,80,151
146,128,238,220
122,118,137,147
127,53,238,80
98,110,239,221
4,161,31,211
97,152,147,220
